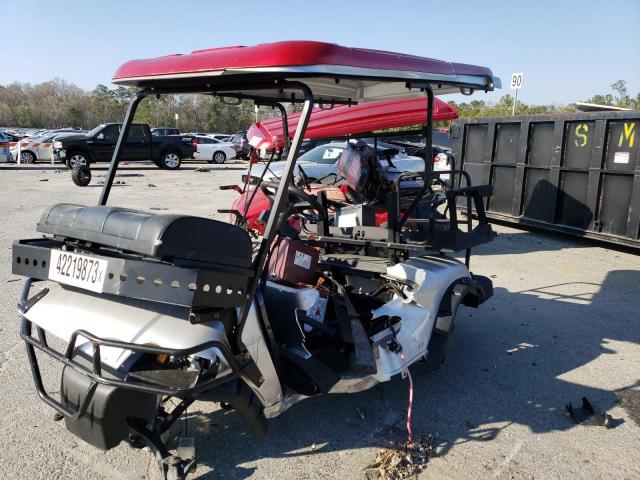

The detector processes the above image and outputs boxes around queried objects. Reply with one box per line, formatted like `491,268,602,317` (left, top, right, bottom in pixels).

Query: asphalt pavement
0,161,638,479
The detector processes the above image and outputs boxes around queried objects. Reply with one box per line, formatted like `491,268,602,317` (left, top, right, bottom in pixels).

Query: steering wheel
297,165,312,190
259,181,327,222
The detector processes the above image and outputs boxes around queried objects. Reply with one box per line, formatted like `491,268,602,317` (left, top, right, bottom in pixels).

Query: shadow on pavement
179,268,639,479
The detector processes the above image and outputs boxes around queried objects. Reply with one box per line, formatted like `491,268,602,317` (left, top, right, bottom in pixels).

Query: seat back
336,140,387,199
37,203,252,269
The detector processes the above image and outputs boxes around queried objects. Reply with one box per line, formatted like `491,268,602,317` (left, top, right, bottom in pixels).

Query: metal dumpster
451,111,640,249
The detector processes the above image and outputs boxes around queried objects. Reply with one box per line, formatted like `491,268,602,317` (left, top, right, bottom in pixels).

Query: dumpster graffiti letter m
618,122,635,148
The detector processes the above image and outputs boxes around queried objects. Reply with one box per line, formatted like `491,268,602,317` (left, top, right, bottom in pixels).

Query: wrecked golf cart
12,41,499,479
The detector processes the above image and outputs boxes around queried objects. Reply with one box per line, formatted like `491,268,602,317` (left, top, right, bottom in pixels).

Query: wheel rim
20,152,34,163
214,152,225,163
164,153,179,168
69,154,87,167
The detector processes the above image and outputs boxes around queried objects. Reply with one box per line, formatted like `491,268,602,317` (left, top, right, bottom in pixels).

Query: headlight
53,141,63,149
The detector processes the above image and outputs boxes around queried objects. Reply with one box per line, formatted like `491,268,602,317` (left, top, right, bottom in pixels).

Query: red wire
399,351,414,444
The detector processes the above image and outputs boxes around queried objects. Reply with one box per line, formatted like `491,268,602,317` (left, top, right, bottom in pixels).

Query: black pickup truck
53,123,196,169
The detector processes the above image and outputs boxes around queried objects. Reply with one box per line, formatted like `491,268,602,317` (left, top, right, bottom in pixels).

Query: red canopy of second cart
246,96,458,150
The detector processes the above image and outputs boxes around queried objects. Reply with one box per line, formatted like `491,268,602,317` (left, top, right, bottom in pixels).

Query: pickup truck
53,123,196,169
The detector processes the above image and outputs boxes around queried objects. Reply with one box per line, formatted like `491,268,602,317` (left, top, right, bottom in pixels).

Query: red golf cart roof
113,41,499,101
247,96,458,149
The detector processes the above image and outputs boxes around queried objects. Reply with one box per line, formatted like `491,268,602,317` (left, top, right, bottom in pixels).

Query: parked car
12,131,85,164
0,132,10,163
210,133,232,142
193,135,236,164
231,131,251,159
249,140,453,185
248,141,423,184
151,127,180,137
53,123,196,169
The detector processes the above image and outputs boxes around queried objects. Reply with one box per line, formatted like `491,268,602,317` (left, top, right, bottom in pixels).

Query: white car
248,141,431,183
12,132,79,163
209,133,232,142
193,135,236,164
249,141,453,185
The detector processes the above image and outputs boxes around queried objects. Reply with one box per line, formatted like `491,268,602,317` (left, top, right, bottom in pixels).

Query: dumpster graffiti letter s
618,122,635,148
575,124,589,147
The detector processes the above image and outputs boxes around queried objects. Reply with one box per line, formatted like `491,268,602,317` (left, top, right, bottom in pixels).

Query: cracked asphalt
0,161,638,479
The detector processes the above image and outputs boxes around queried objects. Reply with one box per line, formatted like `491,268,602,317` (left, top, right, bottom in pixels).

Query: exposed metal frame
91,76,494,355
96,80,316,349
18,279,244,420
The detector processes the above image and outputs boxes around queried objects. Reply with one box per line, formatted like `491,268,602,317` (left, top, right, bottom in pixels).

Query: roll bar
94,79,446,349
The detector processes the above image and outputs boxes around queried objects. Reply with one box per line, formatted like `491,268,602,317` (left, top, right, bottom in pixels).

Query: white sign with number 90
510,73,523,90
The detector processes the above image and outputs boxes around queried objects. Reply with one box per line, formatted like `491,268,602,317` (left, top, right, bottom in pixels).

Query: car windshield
298,145,345,164
87,125,106,137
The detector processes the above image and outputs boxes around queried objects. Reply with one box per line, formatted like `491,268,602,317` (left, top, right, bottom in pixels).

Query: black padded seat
37,204,252,270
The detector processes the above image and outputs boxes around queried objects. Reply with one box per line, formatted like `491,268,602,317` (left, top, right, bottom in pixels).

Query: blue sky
1,0,638,105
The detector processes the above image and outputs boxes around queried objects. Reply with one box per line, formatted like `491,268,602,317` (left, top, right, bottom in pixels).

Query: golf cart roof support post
254,99,290,157
236,81,315,347
278,103,290,157
98,90,148,206
396,86,434,233
423,87,434,183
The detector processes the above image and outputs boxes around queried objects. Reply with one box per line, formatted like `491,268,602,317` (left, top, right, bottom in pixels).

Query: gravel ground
0,161,638,480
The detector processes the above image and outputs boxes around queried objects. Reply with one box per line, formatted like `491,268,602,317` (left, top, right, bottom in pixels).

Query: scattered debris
39,178,49,182
95,179,125,186
148,183,157,188
193,167,211,173
361,435,436,480
565,396,615,428
617,388,640,426
149,207,169,211
356,408,366,420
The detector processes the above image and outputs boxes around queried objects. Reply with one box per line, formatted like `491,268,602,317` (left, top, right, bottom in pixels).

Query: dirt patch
361,435,437,480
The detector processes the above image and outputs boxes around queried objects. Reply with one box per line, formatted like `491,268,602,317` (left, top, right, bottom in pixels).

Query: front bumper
54,148,66,160
18,278,244,420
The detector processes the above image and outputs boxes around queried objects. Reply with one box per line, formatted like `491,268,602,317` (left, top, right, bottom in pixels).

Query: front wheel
160,151,182,170
66,152,89,169
209,151,226,164
20,151,36,164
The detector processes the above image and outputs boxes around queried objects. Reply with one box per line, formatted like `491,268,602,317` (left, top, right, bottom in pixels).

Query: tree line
0,79,280,132
0,79,638,132
449,80,639,120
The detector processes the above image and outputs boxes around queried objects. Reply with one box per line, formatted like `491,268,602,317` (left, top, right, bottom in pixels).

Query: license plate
49,250,108,293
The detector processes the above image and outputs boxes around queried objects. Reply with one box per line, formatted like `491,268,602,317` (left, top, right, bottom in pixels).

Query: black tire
424,284,465,371
19,151,36,164
65,151,90,169
160,151,182,170
211,150,226,164
71,165,91,186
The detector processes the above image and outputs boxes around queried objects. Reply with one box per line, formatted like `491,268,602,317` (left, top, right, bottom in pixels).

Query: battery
268,237,319,286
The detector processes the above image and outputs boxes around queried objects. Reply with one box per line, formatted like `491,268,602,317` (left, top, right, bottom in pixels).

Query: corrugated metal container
451,111,639,249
